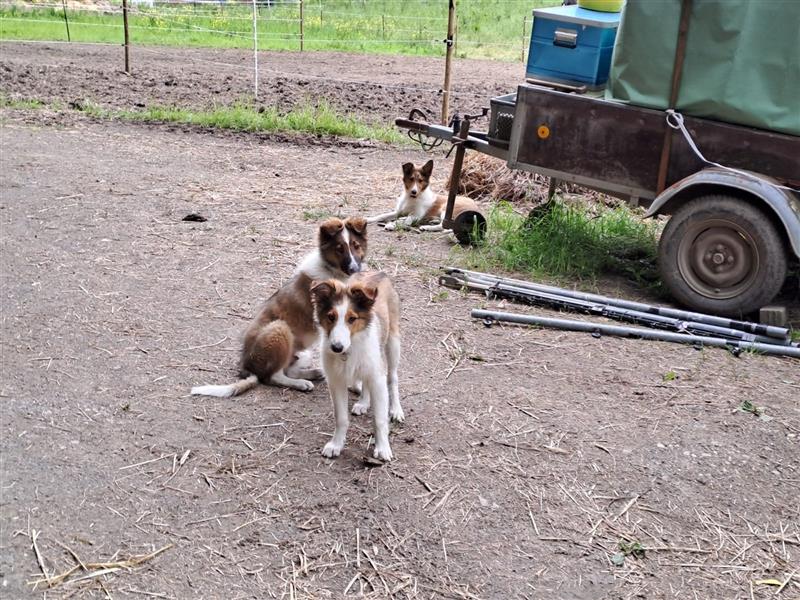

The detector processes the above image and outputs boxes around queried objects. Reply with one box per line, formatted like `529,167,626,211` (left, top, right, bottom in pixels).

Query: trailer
397,0,800,318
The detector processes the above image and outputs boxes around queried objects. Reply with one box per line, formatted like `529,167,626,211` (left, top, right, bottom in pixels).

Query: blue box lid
532,5,620,28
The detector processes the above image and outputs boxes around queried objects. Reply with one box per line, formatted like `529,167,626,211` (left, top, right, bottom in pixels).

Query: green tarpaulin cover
606,0,800,136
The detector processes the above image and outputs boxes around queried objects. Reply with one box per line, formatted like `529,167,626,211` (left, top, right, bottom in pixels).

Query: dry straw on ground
447,153,549,204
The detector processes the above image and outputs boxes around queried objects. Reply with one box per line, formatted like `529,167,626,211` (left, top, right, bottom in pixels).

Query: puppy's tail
191,374,258,398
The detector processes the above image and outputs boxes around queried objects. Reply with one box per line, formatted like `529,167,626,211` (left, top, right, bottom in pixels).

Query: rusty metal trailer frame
396,83,800,259
395,81,800,317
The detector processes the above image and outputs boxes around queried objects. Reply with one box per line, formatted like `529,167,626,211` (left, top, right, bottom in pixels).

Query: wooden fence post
299,0,304,51
441,0,455,125
521,16,527,63
122,0,130,74
61,0,71,42
252,0,258,100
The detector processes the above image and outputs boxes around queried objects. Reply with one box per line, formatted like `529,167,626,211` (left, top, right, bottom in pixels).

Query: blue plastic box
526,5,620,88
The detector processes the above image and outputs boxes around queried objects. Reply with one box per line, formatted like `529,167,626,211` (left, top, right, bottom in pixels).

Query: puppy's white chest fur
322,324,383,381
397,187,436,220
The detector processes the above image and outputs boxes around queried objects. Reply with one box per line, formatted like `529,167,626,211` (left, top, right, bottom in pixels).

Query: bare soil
0,42,523,123
1,43,799,600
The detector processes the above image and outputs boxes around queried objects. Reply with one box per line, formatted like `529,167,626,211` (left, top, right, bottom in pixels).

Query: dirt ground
1,43,799,600
0,42,523,124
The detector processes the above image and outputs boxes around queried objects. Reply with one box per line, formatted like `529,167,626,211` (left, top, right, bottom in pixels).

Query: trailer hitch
402,108,444,151
449,107,488,136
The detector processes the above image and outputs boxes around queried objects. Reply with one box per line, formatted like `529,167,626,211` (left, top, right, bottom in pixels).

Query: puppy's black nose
330,342,344,353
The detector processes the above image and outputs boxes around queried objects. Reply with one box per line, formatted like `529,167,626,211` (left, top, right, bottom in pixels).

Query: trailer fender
645,168,800,260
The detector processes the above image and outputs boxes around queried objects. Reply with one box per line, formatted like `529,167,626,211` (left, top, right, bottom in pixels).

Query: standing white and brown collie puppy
191,217,368,397
310,272,403,461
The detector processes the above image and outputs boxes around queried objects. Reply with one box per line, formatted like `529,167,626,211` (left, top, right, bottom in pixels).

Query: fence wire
0,0,541,114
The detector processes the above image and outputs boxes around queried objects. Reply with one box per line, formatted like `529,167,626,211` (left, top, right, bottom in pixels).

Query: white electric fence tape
665,109,800,194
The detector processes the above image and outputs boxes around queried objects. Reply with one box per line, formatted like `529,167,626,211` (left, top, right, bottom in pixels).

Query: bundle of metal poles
440,268,799,359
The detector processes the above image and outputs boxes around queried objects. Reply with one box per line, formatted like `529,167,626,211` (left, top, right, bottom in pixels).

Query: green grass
302,207,334,221
453,200,661,285
0,95,46,109
0,94,405,143
0,0,559,60
115,102,404,142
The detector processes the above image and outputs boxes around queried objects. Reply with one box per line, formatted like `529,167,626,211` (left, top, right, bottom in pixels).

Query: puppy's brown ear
349,283,378,309
345,217,367,237
310,280,337,305
319,218,344,241
421,159,434,178
402,162,415,177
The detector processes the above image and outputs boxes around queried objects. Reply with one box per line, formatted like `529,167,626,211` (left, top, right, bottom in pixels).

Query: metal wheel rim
676,218,760,300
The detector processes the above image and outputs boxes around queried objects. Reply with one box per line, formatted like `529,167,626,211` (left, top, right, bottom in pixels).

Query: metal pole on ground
446,267,792,340
441,0,456,125
252,0,258,100
122,0,130,74
472,309,800,359
61,0,71,42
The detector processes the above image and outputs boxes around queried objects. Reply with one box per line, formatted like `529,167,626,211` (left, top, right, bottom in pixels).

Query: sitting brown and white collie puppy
366,159,478,232
310,272,404,461
191,217,367,397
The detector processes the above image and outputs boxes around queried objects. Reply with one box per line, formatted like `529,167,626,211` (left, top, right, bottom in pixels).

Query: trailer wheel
658,195,787,317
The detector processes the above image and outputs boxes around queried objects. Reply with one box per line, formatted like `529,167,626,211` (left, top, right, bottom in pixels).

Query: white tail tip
190,384,235,398
190,375,258,398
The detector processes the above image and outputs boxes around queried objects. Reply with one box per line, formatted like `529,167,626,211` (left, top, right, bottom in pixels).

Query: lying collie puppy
311,272,404,461
366,159,478,232
191,217,367,397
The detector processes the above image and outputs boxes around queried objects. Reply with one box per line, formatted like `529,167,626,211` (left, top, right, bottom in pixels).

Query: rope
666,109,799,194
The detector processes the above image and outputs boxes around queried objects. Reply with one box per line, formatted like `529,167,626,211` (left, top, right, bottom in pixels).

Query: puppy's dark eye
327,312,336,322
348,315,357,324
351,241,360,250
337,244,345,253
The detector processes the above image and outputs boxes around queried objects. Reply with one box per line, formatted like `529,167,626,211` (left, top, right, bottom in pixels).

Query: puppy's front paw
390,406,405,423
373,443,393,462
298,380,315,392
322,440,343,458
384,221,397,231
351,401,369,416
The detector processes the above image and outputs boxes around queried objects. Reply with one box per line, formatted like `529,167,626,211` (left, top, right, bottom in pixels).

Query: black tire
658,194,788,317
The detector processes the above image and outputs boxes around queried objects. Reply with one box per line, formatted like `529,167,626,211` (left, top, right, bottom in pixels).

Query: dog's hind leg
286,352,323,380
386,334,404,422
243,320,314,391
418,223,445,232
270,369,315,392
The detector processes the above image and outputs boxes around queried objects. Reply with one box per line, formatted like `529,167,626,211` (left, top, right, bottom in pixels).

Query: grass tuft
114,102,405,143
1,93,405,143
0,95,46,109
452,200,661,286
